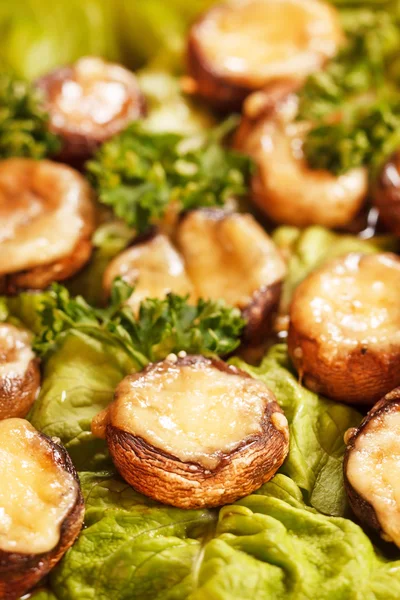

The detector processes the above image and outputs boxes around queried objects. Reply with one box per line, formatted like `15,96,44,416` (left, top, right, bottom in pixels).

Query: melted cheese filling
347,410,400,547
0,419,77,554
293,253,400,359
242,97,367,227
111,361,271,469
103,234,195,311
177,212,286,308
52,57,135,133
0,159,94,275
0,323,34,379
194,0,341,85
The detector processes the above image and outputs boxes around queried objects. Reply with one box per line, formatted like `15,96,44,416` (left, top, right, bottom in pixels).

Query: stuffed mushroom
0,418,84,600
186,0,342,111
0,158,95,292
176,209,287,342
288,253,400,404
235,92,368,227
92,354,289,509
103,233,195,311
344,387,400,547
374,150,400,236
37,56,146,164
0,324,40,420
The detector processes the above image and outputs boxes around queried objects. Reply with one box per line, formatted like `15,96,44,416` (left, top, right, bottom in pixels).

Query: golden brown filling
103,234,195,311
193,0,342,85
0,159,94,275
0,323,34,380
177,211,286,308
291,253,400,359
347,409,400,546
49,57,140,135
0,419,77,554
105,360,274,470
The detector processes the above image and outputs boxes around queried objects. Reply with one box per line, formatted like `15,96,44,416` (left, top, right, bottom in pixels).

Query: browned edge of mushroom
343,387,400,537
0,434,84,600
287,253,400,405
3,235,93,294
0,360,40,422
374,150,400,236
36,58,147,164
104,355,289,509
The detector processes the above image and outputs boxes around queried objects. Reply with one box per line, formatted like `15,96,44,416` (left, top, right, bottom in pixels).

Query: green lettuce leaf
273,225,398,313
193,475,400,600
51,471,217,600
232,345,361,517
50,473,400,600
30,331,134,470
24,591,60,600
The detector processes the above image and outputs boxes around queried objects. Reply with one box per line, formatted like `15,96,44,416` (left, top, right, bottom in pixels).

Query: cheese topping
0,323,34,379
177,211,286,308
347,408,400,547
111,360,272,469
0,159,94,275
241,96,367,227
0,419,77,554
194,0,342,86
292,253,400,359
103,234,195,311
49,57,141,135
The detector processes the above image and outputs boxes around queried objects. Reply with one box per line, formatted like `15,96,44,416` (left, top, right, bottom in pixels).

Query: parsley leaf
303,98,400,175
297,8,400,121
86,119,253,234
0,72,60,159
34,279,245,368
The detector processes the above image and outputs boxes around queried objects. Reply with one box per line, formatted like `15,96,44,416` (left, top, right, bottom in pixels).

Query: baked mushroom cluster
104,209,287,343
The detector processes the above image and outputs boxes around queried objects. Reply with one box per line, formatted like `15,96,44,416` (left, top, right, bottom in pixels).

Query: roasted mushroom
0,418,84,599
374,150,400,236
176,209,286,342
0,324,40,420
235,93,368,227
288,253,400,404
37,56,146,164
0,158,95,292
103,233,195,311
344,387,400,547
186,0,342,111
92,354,289,508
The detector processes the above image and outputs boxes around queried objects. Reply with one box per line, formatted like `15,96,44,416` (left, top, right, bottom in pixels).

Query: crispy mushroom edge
0,435,84,600
287,254,400,405
374,150,400,236
343,387,400,536
0,357,40,421
36,59,147,164
105,355,289,509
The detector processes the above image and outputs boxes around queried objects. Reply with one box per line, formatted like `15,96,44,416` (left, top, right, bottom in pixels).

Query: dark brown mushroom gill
0,419,84,600
92,354,289,509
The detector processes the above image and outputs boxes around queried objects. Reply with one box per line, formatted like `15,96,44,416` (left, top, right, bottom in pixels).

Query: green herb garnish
34,278,245,367
0,72,60,159
303,98,400,175
86,119,253,234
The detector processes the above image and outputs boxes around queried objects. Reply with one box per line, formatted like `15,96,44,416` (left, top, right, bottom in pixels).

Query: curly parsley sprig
33,279,245,368
0,72,60,159
86,118,253,234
